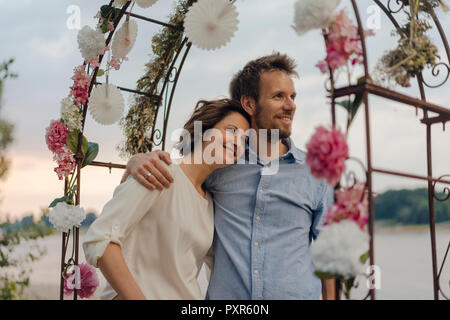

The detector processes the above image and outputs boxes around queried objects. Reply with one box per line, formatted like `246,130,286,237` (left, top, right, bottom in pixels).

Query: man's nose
284,98,296,111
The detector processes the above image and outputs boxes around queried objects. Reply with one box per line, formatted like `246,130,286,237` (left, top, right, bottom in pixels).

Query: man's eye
227,129,238,134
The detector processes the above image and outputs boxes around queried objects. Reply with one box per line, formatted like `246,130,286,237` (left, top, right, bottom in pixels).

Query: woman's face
203,111,250,168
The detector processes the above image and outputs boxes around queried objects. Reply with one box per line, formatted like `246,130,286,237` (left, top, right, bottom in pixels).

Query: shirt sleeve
82,176,162,267
310,181,334,241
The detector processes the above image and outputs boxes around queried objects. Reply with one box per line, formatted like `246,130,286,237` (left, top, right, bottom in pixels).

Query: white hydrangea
49,202,86,233
77,26,106,62
311,220,369,279
61,97,83,131
292,0,341,36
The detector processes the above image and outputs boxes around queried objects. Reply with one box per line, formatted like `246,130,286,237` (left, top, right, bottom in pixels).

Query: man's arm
322,279,342,300
121,150,174,190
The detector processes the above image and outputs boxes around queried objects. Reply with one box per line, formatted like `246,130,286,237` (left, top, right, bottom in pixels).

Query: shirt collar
244,136,305,164
281,137,305,164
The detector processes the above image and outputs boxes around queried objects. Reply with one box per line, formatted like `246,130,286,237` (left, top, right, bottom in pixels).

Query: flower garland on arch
45,2,142,299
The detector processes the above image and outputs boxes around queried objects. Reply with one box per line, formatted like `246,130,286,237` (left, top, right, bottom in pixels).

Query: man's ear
240,95,256,116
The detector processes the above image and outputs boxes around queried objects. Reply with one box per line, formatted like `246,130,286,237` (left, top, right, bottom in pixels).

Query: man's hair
229,52,298,102
175,99,251,156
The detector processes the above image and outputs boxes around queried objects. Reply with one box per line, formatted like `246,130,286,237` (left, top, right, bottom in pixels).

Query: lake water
13,227,450,300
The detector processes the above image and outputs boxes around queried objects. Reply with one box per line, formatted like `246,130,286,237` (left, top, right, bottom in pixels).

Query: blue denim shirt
204,137,334,300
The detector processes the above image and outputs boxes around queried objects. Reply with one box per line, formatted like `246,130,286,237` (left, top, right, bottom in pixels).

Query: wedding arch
45,0,450,300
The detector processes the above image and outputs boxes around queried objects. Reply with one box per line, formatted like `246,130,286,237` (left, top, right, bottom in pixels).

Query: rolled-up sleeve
82,176,161,267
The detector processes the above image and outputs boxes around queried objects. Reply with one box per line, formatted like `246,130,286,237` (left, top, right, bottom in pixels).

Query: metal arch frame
60,0,194,300
60,0,450,300
324,0,450,300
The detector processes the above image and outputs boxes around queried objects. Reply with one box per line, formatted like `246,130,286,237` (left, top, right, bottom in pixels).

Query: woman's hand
121,151,174,191
98,243,147,300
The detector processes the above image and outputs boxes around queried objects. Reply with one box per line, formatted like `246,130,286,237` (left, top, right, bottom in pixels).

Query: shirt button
259,189,263,194
254,241,259,247
255,216,261,221
254,269,259,275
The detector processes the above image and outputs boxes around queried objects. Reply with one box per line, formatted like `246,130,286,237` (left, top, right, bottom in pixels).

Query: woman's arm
98,242,146,300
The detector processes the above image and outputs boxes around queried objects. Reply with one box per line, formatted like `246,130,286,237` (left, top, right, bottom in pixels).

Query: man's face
253,70,297,139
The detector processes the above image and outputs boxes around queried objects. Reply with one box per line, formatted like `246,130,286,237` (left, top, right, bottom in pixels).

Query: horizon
0,0,449,220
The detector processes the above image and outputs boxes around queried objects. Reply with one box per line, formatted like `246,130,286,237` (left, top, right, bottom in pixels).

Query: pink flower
108,57,121,70
53,146,75,180
64,263,99,299
45,120,69,153
89,58,100,69
316,10,373,73
316,60,328,74
306,126,349,186
70,66,91,106
325,182,369,229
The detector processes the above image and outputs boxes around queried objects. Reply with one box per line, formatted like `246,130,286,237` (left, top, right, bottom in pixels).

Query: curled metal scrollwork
421,62,450,89
151,128,163,147
432,174,450,202
387,0,406,13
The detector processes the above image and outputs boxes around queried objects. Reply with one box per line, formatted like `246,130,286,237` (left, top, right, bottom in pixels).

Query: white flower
112,19,138,60
311,220,369,279
88,83,125,125
135,0,158,8
49,202,86,233
77,26,106,62
292,0,341,36
184,0,239,51
61,97,83,131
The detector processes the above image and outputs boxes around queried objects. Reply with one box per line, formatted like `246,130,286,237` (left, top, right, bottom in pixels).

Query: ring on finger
145,172,152,180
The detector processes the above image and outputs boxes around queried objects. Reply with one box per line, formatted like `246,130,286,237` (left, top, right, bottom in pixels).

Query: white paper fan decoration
135,0,158,8
77,26,106,61
88,83,125,125
112,19,138,59
184,0,239,51
113,0,128,7
113,0,158,8
292,0,341,36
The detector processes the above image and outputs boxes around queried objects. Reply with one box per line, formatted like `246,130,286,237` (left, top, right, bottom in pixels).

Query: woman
82,99,250,300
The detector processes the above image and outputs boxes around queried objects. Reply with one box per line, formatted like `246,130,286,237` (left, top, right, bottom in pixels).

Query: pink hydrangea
45,120,69,153
70,66,91,106
306,126,349,186
325,182,369,229
317,10,374,73
64,263,99,299
53,146,76,180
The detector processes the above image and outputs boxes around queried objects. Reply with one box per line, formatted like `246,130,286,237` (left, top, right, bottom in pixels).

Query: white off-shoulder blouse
82,163,214,300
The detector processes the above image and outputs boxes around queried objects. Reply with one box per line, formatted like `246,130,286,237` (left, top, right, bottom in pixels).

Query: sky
0,0,449,219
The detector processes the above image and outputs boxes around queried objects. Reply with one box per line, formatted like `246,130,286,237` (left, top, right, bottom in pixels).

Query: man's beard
254,104,292,141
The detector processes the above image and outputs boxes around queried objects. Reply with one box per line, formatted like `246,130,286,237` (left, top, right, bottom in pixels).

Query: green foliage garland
119,0,195,158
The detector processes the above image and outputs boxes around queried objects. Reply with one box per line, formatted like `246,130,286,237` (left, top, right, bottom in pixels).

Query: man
123,52,336,299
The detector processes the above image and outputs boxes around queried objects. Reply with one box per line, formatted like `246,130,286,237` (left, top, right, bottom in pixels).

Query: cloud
27,33,75,59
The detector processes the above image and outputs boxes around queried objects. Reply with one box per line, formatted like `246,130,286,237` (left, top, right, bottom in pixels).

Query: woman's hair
175,99,250,156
